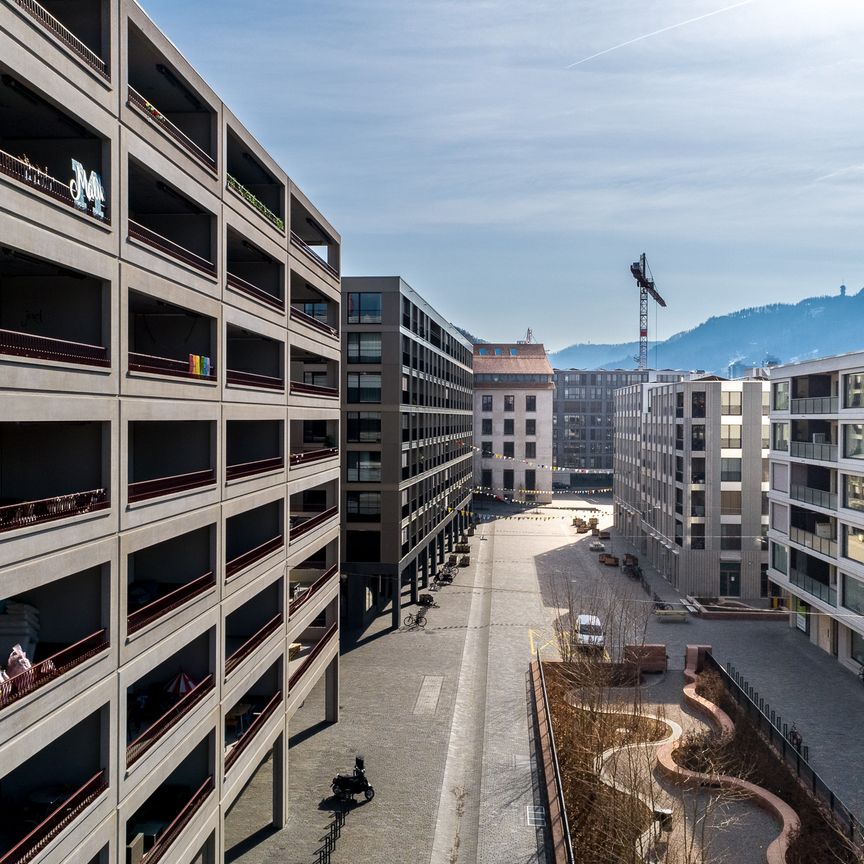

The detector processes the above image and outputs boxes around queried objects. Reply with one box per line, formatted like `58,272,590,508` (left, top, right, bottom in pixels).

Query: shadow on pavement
224,825,279,863
290,718,335,749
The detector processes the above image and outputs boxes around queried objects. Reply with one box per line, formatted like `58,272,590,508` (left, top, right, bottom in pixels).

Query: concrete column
421,553,429,589
391,570,401,630
410,560,418,604
272,729,288,828
325,653,339,722
437,532,444,564
430,542,438,576
447,522,454,552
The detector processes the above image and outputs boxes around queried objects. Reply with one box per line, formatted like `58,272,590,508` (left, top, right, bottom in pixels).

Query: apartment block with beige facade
614,376,770,599
767,352,864,672
0,2,341,862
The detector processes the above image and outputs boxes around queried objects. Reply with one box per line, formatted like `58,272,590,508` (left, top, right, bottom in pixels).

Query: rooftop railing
128,87,216,172
289,506,338,543
128,572,216,634
226,368,284,391
128,351,216,381
225,691,283,772
791,396,838,415
289,622,337,691
0,328,109,367
226,271,284,311
289,447,338,467
790,484,837,510
128,220,216,276
225,456,284,481
128,467,216,503
290,231,338,278
289,565,338,616
127,675,215,765
289,380,338,398
289,306,338,338
141,776,214,864
790,440,837,462
0,629,109,712
225,613,284,678
226,175,284,231
225,534,283,579
0,488,109,533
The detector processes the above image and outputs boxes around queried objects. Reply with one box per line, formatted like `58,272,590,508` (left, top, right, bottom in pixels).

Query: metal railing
127,572,216,634
128,351,216,381
127,675,214,765
290,565,338,616
0,629,108,711
225,456,284,481
226,271,284,310
789,525,837,557
289,380,338,398
289,623,337,690
226,368,284,390
128,87,216,171
290,305,338,337
0,770,107,864
128,220,216,275
226,175,284,230
290,506,338,543
0,328,109,367
704,653,863,846
224,691,283,772
791,396,838,415
128,467,216,503
0,488,108,533
225,534,284,578
289,447,338,466
141,776,214,864
790,484,837,510
290,231,339,278
225,613,284,678
789,567,837,605
790,440,838,462
0,148,110,222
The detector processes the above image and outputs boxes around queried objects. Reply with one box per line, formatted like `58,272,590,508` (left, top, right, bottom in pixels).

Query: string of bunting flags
472,445,609,474
473,485,613,496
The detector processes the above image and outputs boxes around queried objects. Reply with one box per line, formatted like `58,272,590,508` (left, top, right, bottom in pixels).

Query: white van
575,614,605,650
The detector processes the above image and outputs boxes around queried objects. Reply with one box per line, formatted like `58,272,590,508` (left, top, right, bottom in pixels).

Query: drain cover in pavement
526,805,546,827
413,676,443,715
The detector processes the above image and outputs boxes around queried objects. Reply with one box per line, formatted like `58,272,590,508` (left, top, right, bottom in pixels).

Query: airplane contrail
566,0,754,68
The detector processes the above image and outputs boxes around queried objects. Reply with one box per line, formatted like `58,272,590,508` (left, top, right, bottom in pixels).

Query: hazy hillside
550,290,864,374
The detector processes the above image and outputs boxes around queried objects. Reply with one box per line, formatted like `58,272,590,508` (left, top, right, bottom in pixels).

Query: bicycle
403,609,427,628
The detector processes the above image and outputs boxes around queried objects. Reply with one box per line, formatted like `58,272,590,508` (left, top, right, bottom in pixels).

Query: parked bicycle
403,609,427,628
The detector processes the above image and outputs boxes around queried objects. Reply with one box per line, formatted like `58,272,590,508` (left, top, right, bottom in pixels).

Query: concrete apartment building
767,353,864,672
552,368,685,482
474,343,554,503
0,3,341,862
340,277,474,631
614,376,770,599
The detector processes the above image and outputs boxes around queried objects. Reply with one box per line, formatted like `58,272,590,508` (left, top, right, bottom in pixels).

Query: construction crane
629,253,667,370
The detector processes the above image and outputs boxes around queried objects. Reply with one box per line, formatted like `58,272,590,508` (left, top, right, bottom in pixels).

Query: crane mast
629,253,667,370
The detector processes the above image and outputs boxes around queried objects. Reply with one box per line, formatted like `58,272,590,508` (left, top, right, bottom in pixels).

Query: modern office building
474,343,554,503
552,368,686,482
340,277,473,631
614,376,770,598
0,3,341,862
767,353,864,672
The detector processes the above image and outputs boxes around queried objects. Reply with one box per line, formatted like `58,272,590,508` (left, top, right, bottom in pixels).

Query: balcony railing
225,613,284,678
128,468,216,503
289,565,338,616
0,328,109,368
225,534,283,578
790,440,837,462
226,368,284,391
128,220,216,276
290,231,338,278
290,506,338,543
0,148,109,223
226,175,284,231
790,484,837,510
127,675,215,765
289,622,337,690
225,456,284,481
141,776,214,864
225,691,283,772
0,488,109,533
128,87,216,172
0,770,108,864
791,396,838,414
290,306,338,338
789,567,836,606
289,380,338,398
226,272,284,311
128,351,216,381
0,629,108,712
128,572,216,634
289,447,338,467
789,525,837,557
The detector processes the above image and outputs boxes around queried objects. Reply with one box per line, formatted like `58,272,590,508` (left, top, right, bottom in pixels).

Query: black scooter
331,755,375,802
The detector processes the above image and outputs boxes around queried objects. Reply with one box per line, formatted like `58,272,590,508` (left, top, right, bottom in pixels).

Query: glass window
691,426,706,451
526,419,536,436
845,373,864,409
720,524,741,550
843,574,864,616
481,441,493,457
691,391,706,418
690,523,705,549
347,451,381,482
526,395,536,412
721,391,742,415
525,469,536,490
347,412,381,442
481,469,492,488
525,442,536,459
852,630,864,666
771,541,788,574
772,381,789,411
845,474,864,512
482,394,493,412
347,373,381,403
504,395,515,412
509,348,518,356
720,489,742,515
481,418,492,435
504,419,514,436
494,348,502,356
772,422,789,452
844,424,864,460
347,332,382,363
720,424,742,449
843,524,864,565
721,458,742,481
503,442,514,458
478,348,487,356
347,292,382,324
346,491,381,521
719,562,741,596
503,469,514,490
300,301,328,322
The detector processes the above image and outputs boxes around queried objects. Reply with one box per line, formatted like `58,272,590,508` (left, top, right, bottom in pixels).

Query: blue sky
141,0,864,351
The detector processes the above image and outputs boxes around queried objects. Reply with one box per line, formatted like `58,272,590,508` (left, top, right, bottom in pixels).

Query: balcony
289,448,338,468
289,564,338,616
789,525,837,558
789,567,836,606
790,484,837,510
290,275,338,336
226,130,284,231
8,0,109,78
225,614,282,678
289,346,338,398
289,622,337,690
226,229,284,311
289,196,339,279
127,25,216,171
225,420,283,482
128,291,216,381
790,440,837,462
791,396,838,414
289,415,338,464
0,74,108,222
128,161,215,275
290,506,338,544
225,500,283,579
226,325,284,391
225,690,282,773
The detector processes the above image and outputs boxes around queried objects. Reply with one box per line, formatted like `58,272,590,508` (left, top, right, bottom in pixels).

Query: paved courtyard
226,494,864,863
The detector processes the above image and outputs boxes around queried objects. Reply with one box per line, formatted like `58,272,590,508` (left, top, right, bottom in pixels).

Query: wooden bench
655,607,689,622
624,643,667,674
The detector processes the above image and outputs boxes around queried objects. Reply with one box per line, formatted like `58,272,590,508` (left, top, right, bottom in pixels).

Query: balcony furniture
225,702,251,734
289,642,302,660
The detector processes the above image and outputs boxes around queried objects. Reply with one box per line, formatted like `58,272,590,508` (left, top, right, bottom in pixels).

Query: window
482,394,493,412
525,469,536,490
721,391,742,415
526,395,536,412
509,348,518,356
843,573,864,616
346,491,381,521
720,524,741,550
504,419,514,436
852,630,864,666
481,441,493,457
299,301,328,322
494,348,502,356
772,422,789,452
481,469,492,488
503,442,514,458
347,373,381,403
720,490,742,515
481,418,492,435
347,412,381,443
761,563,769,598
691,457,705,484
478,348,488,356
347,451,381,482
719,562,741,596
720,424,742,449
525,442,536,459
846,374,864,409
347,292,382,324
691,391,706,418
503,469,514,490
844,524,864,565
504,395,515,412
347,332,382,363
526,419,536,436
772,381,789,411
771,541,788,574
845,474,864,512
844,424,864,460
691,426,706,451
690,523,705,550
721,458,742,482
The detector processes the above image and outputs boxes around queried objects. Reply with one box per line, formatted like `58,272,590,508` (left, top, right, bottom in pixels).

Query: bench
655,607,689,622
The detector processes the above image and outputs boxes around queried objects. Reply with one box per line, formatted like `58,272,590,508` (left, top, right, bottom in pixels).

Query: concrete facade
0,2,341,862
340,277,474,631
614,376,770,599
767,352,864,672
